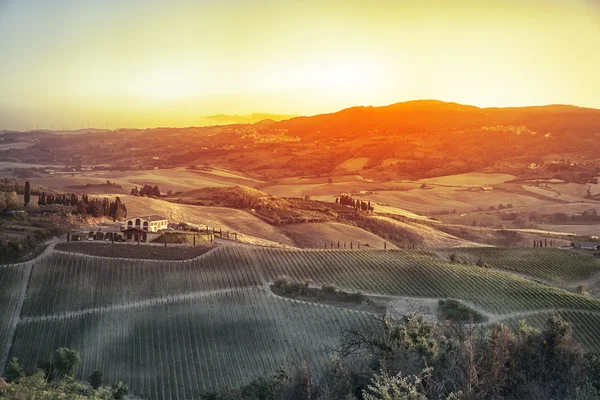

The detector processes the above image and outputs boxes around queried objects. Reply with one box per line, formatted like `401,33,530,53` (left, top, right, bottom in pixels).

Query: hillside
3,100,600,181
5,246,600,400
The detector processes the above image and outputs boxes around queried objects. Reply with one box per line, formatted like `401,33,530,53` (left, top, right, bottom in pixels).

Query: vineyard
255,248,600,314
0,263,26,361
11,289,373,399
3,245,600,399
433,247,600,282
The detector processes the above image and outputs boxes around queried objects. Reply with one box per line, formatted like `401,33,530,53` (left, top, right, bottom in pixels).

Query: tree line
336,194,374,212
0,178,42,196
38,192,127,220
3,348,128,400
130,185,161,197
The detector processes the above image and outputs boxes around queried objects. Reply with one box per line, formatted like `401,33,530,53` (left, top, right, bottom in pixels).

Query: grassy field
101,194,295,246
23,167,263,194
434,248,600,282
280,222,398,249
4,246,600,399
419,172,517,186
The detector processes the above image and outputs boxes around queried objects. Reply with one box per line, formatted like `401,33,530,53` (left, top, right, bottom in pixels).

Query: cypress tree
24,181,31,206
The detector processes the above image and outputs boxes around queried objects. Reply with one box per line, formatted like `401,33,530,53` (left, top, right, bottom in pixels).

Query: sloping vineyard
5,245,600,399
434,247,600,282
255,248,600,315
9,289,373,399
0,263,27,360
21,246,259,317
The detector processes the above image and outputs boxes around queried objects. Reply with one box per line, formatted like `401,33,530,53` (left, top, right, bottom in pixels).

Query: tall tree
38,191,46,206
24,181,31,206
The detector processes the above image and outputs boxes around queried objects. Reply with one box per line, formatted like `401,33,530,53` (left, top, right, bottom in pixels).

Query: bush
438,299,486,323
321,285,336,295
273,275,292,288
89,370,103,390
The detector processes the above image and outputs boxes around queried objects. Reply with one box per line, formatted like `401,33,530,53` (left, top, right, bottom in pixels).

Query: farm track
19,287,260,323
20,283,376,325
53,245,221,263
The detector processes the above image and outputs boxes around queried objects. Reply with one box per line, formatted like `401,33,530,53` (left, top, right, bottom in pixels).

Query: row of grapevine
434,247,600,282
22,246,261,317
0,264,27,366
9,289,374,400
254,248,600,314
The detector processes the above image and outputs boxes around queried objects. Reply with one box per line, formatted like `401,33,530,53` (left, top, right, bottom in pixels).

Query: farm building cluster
73,214,216,244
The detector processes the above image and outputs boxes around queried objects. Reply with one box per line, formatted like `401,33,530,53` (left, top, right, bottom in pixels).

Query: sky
1,0,599,130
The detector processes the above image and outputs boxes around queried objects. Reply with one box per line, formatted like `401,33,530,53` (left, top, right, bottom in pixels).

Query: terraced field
3,246,600,399
434,247,600,282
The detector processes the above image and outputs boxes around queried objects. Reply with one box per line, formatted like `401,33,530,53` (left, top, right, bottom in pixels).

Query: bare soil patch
55,242,216,260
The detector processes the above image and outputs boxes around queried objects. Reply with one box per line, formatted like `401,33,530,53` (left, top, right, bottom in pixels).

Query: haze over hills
1,99,600,182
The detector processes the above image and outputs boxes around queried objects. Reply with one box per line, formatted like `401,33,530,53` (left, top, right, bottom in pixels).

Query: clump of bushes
438,299,486,323
476,257,490,268
448,253,469,264
272,275,311,296
272,276,364,303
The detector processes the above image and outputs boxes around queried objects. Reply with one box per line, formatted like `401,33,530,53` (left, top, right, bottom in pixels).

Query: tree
0,371,116,399
24,181,31,206
362,371,427,400
110,381,129,399
89,370,103,390
1,191,19,210
53,347,81,378
38,191,46,206
5,357,25,382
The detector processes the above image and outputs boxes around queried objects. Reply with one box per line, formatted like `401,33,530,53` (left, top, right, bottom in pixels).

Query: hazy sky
1,0,599,129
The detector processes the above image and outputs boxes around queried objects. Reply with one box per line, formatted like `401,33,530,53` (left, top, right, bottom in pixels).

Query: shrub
273,275,292,288
321,285,336,295
438,299,486,323
89,370,103,390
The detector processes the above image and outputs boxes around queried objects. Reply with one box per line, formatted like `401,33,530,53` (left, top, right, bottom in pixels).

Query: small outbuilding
572,242,600,251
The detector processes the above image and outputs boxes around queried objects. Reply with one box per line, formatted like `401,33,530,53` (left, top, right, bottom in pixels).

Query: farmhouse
572,241,600,251
123,215,168,232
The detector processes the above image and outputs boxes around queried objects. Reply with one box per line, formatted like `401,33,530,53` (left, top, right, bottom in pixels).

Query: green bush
438,299,486,323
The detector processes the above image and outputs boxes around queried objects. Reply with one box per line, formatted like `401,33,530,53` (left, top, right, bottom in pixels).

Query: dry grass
371,216,489,248
334,157,370,172
24,167,262,194
280,222,397,249
419,172,516,186
98,194,295,246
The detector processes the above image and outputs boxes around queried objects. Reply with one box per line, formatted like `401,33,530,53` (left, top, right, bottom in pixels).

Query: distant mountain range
2,100,600,181
272,100,600,141
198,113,298,126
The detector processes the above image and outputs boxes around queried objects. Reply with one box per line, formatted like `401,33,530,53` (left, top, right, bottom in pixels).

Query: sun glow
0,0,599,129
131,66,203,99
